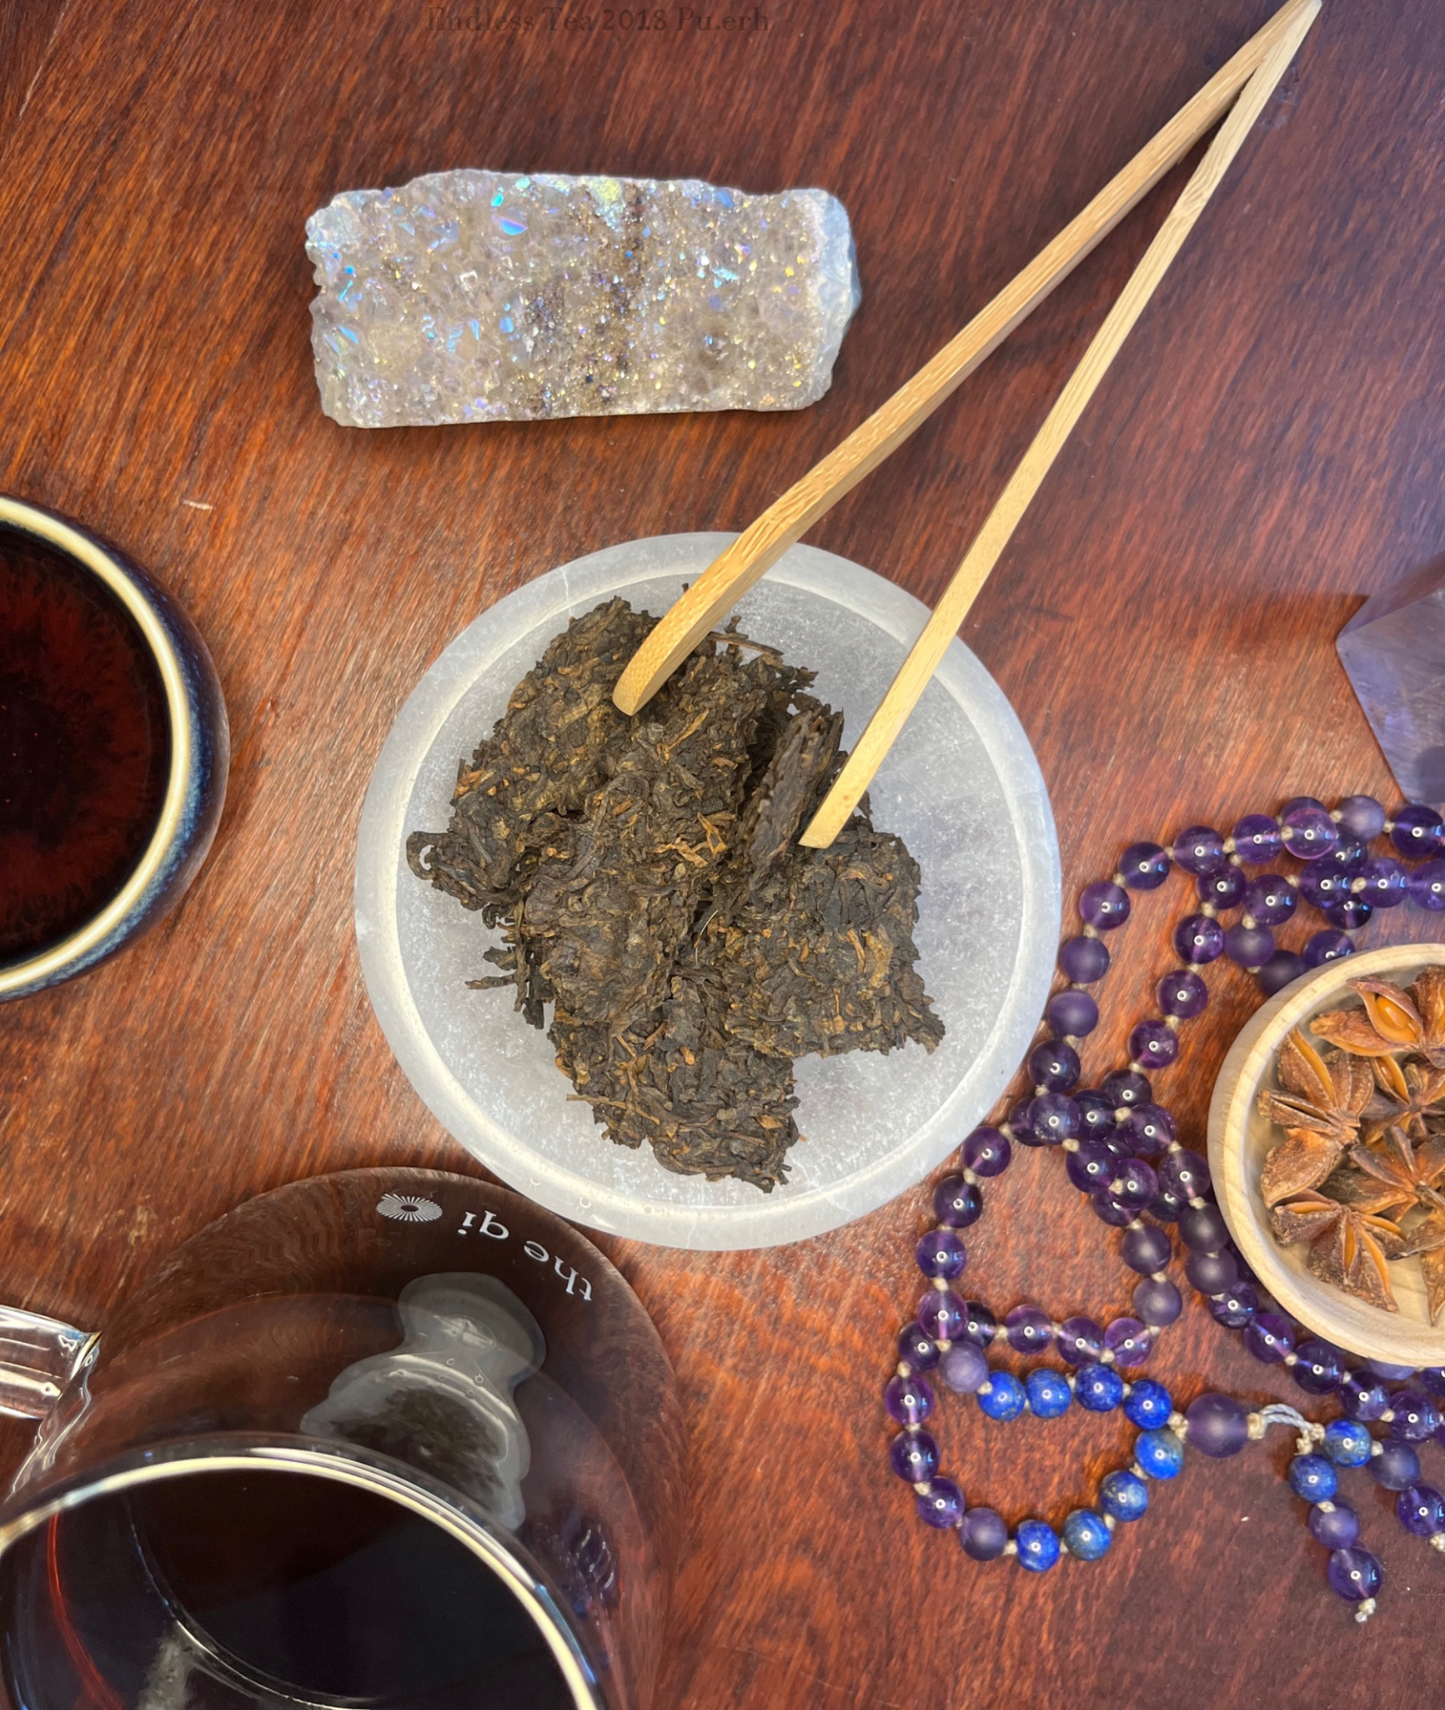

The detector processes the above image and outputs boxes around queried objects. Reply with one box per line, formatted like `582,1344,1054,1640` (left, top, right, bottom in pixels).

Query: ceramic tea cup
0,495,228,1000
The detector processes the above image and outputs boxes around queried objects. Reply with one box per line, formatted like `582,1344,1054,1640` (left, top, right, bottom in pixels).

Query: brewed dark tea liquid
0,522,171,964
0,1468,575,1710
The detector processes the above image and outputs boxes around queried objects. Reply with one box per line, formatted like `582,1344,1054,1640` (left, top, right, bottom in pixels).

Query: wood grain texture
610,0,1318,720
0,1,1443,1705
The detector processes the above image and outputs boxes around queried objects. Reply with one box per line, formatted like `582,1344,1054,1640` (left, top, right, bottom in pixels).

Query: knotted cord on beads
886,794,1445,1620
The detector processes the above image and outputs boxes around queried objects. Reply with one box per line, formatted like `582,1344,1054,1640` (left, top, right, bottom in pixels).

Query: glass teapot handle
0,1306,94,1421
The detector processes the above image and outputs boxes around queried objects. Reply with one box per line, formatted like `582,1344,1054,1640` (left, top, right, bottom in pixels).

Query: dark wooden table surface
3,1,1444,1704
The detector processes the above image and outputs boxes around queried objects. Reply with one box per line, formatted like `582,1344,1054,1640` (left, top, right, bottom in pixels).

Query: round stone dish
355,532,1059,1250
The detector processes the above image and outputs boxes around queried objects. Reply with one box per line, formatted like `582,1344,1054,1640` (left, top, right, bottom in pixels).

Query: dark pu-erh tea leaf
407,599,942,1191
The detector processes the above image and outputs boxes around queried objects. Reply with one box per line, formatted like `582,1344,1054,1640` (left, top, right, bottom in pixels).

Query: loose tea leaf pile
1261,968,1445,1317
407,599,942,1190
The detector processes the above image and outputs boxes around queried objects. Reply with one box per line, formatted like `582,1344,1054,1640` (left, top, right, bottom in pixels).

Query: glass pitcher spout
0,1307,95,1422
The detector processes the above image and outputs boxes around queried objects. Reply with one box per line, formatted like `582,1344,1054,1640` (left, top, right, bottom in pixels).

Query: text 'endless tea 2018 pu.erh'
407,601,942,1190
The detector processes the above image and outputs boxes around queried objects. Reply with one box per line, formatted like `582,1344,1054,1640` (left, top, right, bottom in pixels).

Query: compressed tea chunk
408,598,942,1189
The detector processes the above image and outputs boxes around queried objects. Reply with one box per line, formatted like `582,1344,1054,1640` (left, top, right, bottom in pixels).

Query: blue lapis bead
1135,1428,1185,1479
976,1371,1027,1422
1287,1454,1339,1503
1014,1519,1061,1572
1322,1420,1373,1468
1123,1378,1173,1429
1099,1469,1149,1522
1074,1363,1125,1413
1062,1509,1112,1560
1025,1369,1073,1420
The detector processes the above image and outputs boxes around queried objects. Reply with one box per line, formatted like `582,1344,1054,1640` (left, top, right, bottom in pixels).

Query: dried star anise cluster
1261,967,1445,1318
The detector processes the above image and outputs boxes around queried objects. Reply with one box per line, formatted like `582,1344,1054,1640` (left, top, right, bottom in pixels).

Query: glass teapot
0,1170,684,1710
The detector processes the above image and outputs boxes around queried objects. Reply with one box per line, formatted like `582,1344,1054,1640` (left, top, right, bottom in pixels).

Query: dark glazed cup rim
0,495,228,998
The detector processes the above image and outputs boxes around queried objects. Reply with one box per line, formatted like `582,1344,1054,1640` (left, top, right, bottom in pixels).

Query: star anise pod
1401,1209,1445,1324
1363,1053,1445,1141
1312,968,1445,1067
1257,1030,1375,1205
1337,1125,1445,1221
1268,1189,1407,1312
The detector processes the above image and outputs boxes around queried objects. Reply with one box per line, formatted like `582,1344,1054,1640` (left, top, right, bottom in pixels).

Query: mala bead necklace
886,794,1445,1620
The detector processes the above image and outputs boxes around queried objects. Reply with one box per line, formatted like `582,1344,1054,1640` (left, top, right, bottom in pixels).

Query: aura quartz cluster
305,170,860,427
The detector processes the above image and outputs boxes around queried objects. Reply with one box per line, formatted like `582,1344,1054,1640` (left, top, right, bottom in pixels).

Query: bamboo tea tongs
613,0,1320,848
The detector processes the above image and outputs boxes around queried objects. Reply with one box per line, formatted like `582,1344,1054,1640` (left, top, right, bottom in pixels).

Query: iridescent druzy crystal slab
305,170,861,427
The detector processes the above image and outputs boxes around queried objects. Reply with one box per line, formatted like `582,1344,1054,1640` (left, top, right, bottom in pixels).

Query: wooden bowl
1207,940,1445,1366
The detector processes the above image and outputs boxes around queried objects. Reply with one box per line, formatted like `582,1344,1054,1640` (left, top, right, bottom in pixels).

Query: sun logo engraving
376,1193,443,1224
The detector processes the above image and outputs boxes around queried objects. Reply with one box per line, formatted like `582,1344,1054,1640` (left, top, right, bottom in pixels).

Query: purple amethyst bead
1102,1068,1152,1110
1047,988,1099,1039
1396,1484,1445,1538
1174,914,1225,964
1327,1542,1385,1605
962,1126,1012,1177
898,1321,940,1371
1121,1223,1172,1273
934,1175,983,1229
1133,1277,1182,1326
1074,1089,1117,1141
918,1289,966,1342
939,1342,989,1394
1340,1376,1390,1421
1281,805,1339,860
1258,950,1308,995
1293,1340,1346,1396
1199,865,1248,909
1335,795,1386,841
1119,841,1171,890
1056,1316,1104,1366
917,1476,965,1529
1410,859,1445,911
1208,1281,1258,1328
885,1373,935,1425
1172,826,1227,875
962,1301,998,1347
1224,922,1275,968
1282,796,1329,817
1121,1103,1176,1156
1420,1368,1445,1398
1325,895,1373,930
1185,1392,1248,1457
1005,1304,1054,1355
960,1506,1009,1561
1355,856,1409,908
1128,1020,1179,1070
1371,1439,1421,1490
1186,1248,1239,1295
1029,1038,1081,1091
1080,881,1130,930
1320,835,1367,875
1104,1316,1152,1366
1244,1311,1296,1364
889,1430,939,1483
1178,1203,1229,1252
1024,1093,1080,1145
916,1229,968,1280
1327,1546,1383,1602
1388,1391,1441,1443
1157,968,1208,1019
1367,1359,1416,1380
1297,864,1352,910
1304,928,1355,967
1106,1157,1159,1215
1148,1186,1186,1223
1092,1191,1135,1228
1067,1139,1116,1194
1392,803,1445,859
1232,814,1283,865
1158,1149,1210,1200
1059,934,1110,983
1242,875,1296,927
1309,1501,1360,1549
